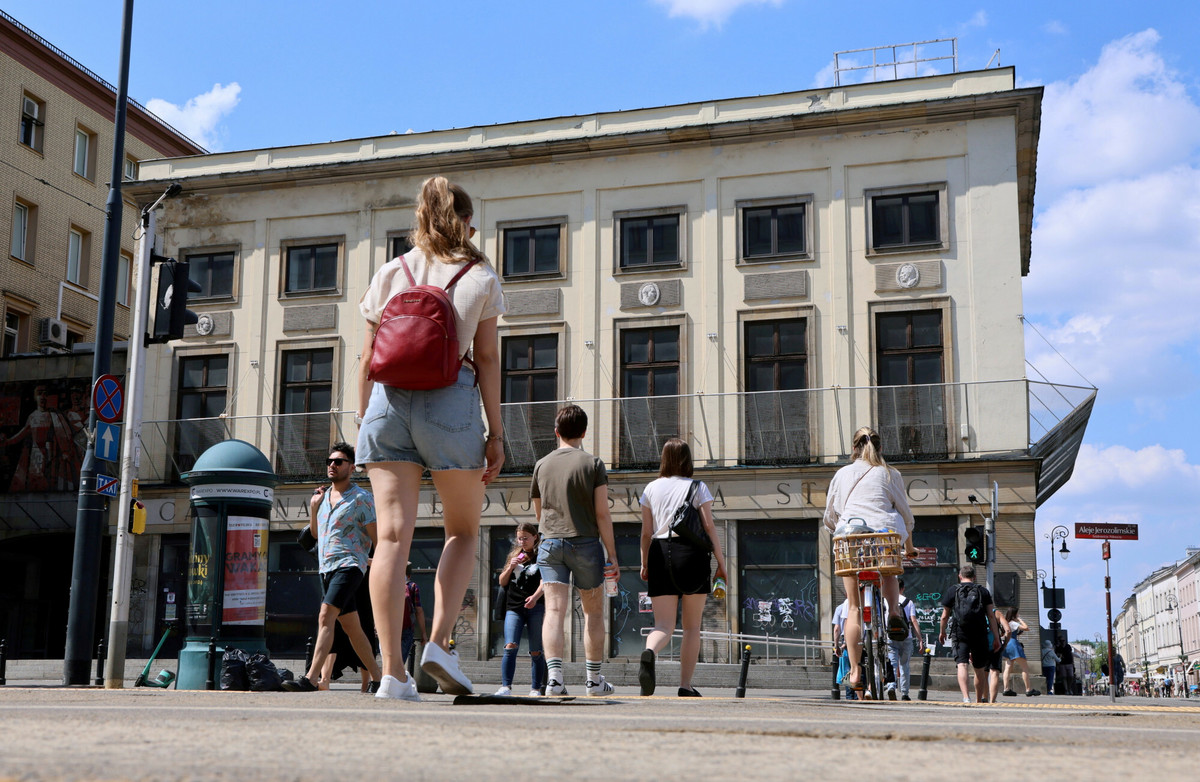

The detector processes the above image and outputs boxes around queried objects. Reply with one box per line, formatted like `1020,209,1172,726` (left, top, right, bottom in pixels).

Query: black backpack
949,582,987,639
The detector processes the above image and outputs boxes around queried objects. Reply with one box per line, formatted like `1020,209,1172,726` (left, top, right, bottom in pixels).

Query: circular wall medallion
638,282,661,306
196,313,215,336
896,263,920,289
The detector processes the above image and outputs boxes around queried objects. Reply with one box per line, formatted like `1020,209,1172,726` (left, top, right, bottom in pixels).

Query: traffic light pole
986,481,997,594
64,0,135,686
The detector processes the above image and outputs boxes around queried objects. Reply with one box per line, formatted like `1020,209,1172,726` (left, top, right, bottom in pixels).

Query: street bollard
94,638,106,686
304,636,315,675
205,637,217,691
917,645,933,701
0,638,7,685
734,644,752,698
831,650,841,700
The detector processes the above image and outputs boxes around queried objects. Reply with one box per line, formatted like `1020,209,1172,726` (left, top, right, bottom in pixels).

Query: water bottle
603,562,619,597
711,577,727,600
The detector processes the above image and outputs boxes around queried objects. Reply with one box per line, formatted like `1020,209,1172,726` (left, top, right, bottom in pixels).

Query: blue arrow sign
95,421,121,462
96,473,120,497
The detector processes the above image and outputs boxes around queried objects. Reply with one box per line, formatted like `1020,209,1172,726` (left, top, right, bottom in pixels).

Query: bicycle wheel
862,625,876,700
866,585,887,699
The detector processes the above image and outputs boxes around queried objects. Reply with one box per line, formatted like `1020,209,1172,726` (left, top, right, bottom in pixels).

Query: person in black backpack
938,564,1003,703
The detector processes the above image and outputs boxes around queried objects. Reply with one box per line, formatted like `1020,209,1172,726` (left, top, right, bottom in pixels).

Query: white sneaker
494,685,512,696
375,674,420,702
420,642,473,695
528,689,542,697
585,675,615,696
547,679,569,696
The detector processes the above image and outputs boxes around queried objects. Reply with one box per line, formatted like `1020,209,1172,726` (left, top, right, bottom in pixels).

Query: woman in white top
637,439,728,697
356,176,506,699
822,426,917,694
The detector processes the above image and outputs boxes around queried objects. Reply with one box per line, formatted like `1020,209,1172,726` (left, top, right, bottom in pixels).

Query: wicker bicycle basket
832,531,903,576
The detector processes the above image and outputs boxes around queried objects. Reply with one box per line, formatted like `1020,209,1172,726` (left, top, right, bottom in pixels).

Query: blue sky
8,0,1200,642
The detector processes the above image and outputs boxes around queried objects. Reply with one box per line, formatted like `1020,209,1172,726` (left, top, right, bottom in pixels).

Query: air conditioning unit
23,96,39,121
40,317,67,347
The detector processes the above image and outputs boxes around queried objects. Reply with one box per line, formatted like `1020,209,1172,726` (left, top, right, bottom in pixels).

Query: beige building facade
119,66,1091,665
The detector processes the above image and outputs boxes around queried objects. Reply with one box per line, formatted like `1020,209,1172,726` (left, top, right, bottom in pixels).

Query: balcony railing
136,379,1095,485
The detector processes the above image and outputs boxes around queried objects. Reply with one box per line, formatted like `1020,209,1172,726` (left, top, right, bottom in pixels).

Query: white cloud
146,83,241,152
963,10,988,30
1044,20,1068,35
652,0,784,27
1058,443,1200,495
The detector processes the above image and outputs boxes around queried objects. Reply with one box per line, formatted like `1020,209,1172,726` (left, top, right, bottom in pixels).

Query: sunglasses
326,458,349,466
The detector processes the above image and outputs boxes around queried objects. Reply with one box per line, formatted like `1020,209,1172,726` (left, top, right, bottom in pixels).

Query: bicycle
833,526,904,701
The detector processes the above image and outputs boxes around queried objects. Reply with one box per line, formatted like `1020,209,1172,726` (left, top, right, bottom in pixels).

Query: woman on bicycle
638,438,728,696
822,426,917,693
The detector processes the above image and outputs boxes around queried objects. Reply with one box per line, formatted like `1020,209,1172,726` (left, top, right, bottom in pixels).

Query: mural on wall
0,378,90,492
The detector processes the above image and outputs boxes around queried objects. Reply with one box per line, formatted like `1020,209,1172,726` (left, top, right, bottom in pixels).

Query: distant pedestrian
532,405,619,696
1040,639,1059,694
1055,638,1077,695
883,579,923,701
288,443,382,693
999,607,1039,696
638,438,728,697
495,522,547,697
938,564,1003,703
832,598,857,700
401,562,428,670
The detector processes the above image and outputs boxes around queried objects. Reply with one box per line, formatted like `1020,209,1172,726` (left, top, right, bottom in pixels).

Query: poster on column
223,515,269,625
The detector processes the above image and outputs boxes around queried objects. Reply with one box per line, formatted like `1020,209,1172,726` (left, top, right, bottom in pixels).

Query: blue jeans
501,604,546,689
401,628,415,669
887,637,913,695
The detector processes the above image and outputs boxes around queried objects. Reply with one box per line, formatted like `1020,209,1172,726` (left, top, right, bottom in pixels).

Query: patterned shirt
316,483,375,574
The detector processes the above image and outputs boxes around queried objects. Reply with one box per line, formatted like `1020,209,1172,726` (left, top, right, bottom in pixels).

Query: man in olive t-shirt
530,404,619,696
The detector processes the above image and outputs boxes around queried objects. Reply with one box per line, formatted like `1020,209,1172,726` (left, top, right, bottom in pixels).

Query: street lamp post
1131,609,1150,698
1045,526,1070,644
1165,594,1188,698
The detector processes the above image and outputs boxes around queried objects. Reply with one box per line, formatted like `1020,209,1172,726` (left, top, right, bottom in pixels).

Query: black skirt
647,537,711,597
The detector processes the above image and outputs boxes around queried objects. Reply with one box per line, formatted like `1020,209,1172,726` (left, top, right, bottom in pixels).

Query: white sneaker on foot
375,674,420,702
494,685,512,696
528,689,542,697
420,642,474,695
585,675,615,696
547,679,568,696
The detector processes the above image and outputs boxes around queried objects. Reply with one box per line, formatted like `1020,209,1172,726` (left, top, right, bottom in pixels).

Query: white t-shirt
822,460,915,539
883,596,918,639
832,598,850,633
359,247,505,359
639,476,715,539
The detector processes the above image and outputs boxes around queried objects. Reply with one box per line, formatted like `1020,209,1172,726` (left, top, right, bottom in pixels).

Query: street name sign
1075,523,1138,540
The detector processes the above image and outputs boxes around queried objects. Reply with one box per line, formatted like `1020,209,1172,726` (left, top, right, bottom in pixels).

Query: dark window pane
911,312,942,347
877,315,909,350
391,235,413,258
653,369,677,396
746,323,775,357
623,332,650,364
625,370,649,397
912,355,943,385
776,206,805,254
651,216,678,264
180,395,202,419
531,374,556,401
907,193,938,243
533,227,559,272
622,219,647,266
207,357,228,388
748,364,775,391
505,340,530,371
532,338,556,369
286,247,309,291
284,388,306,413
286,354,309,383
505,376,529,402
310,388,331,412
879,356,910,386
779,321,806,354
203,393,227,417
779,361,806,389
313,245,337,289
873,197,904,247
505,231,530,275
181,360,205,389
744,208,774,257
653,329,678,362
310,350,333,382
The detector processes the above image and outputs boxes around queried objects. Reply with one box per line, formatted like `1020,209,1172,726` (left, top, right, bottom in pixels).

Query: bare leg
305,602,340,682
679,594,706,690
646,595,679,654
881,574,900,621
841,575,863,687
366,462,422,681
319,652,335,690
542,581,570,661
976,666,991,702
1017,658,1033,691
957,663,971,701
427,468,486,650
336,610,382,683
578,585,605,662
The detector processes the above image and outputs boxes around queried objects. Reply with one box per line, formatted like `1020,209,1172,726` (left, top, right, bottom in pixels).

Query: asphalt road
3,685,1199,781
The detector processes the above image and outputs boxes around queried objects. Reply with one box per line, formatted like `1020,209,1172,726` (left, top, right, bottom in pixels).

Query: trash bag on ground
277,667,294,682
247,653,284,692
220,648,250,691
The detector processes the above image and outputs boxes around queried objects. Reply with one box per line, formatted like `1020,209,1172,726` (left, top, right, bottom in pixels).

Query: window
870,191,940,250
176,354,229,473
123,156,138,181
743,318,810,464
117,252,131,307
618,326,680,468
2,311,24,356
619,212,681,269
67,228,90,286
389,233,412,259
742,203,806,260
186,250,235,299
277,347,334,479
11,200,35,261
738,520,820,654
284,242,338,294
19,93,44,152
502,223,562,278
500,334,559,472
73,127,96,179
875,310,947,459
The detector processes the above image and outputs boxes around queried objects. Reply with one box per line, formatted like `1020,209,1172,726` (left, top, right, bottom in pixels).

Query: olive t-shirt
530,447,608,539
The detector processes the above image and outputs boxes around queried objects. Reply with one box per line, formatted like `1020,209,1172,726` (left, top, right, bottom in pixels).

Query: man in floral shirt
289,442,382,692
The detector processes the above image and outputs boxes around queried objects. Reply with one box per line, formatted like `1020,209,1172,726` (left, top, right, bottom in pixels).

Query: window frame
66,226,90,287
613,316,687,469
185,246,238,302
117,251,132,307
174,350,232,475
280,237,343,297
498,217,567,280
614,207,686,273
1,301,32,357
123,156,138,181
865,184,949,255
73,126,97,180
736,196,813,264
387,231,413,261
19,92,44,153
10,199,36,262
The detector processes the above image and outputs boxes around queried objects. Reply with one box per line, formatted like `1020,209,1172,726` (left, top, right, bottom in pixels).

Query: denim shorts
537,536,604,590
356,367,486,471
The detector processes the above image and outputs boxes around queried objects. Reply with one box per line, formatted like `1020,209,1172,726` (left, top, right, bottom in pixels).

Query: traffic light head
964,525,987,564
152,259,201,342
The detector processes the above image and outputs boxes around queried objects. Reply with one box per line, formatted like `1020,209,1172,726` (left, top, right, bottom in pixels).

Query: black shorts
952,633,993,669
321,566,364,614
647,538,710,597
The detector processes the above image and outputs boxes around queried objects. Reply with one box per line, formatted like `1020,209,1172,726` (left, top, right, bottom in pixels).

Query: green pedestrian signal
964,525,987,563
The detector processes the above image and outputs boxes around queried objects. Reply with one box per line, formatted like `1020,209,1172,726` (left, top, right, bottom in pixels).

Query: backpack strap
398,254,416,286
396,255,479,290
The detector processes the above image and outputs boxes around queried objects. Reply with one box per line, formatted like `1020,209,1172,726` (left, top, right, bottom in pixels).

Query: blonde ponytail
412,176,487,265
851,426,888,468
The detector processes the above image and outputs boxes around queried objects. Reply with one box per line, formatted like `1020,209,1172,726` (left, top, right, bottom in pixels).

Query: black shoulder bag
669,480,712,553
